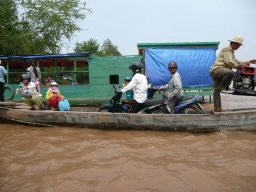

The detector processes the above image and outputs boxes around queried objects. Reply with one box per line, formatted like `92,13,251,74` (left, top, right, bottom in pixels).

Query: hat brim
228,40,243,46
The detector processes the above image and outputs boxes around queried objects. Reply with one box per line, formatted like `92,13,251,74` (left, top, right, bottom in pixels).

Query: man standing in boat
119,62,148,113
210,36,256,112
0,60,7,102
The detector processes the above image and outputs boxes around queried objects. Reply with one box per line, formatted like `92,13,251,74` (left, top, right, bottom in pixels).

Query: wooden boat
1,100,256,132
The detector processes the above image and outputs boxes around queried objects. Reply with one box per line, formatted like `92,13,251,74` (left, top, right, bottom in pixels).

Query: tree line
0,0,121,56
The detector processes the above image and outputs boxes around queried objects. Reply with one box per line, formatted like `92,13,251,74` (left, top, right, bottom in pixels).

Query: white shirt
121,73,148,103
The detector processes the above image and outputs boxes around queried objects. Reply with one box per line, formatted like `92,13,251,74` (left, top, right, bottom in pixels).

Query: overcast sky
63,0,255,60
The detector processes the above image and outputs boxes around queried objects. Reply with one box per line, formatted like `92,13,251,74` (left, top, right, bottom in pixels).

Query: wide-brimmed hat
229,36,244,45
50,81,58,86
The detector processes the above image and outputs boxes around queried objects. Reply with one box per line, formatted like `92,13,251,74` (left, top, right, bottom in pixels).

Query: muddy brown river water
0,123,255,192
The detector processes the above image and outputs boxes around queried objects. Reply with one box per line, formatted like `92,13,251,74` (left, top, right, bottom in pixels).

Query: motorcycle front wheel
180,105,204,114
98,109,109,112
151,109,165,114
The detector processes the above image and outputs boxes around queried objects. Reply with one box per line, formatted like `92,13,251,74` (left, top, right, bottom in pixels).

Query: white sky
62,0,256,60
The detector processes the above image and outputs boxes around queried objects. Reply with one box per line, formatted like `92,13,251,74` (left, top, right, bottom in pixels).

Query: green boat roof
137,42,220,50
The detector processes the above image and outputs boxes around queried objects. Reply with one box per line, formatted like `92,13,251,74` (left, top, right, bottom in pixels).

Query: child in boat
16,74,44,110
123,76,134,101
46,81,64,110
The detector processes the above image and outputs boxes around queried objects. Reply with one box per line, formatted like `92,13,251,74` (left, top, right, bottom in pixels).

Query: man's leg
167,97,178,114
0,82,4,102
211,68,233,112
129,100,143,113
211,68,234,89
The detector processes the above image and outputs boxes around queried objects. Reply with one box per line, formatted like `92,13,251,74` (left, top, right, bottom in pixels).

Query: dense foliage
0,0,90,55
74,38,122,56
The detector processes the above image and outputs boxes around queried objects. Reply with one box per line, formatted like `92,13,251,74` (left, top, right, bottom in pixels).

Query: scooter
138,92,205,114
98,85,156,112
98,85,131,112
233,66,256,95
99,85,205,114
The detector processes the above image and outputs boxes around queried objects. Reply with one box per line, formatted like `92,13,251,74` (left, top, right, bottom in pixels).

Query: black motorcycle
139,91,205,114
98,85,131,112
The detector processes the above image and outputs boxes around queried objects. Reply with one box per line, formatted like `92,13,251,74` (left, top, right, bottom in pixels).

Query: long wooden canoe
1,101,256,132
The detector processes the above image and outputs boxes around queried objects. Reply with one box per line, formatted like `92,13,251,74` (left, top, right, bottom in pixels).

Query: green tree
0,0,90,55
74,38,122,56
98,39,121,56
74,38,100,54
0,0,21,55
19,0,90,54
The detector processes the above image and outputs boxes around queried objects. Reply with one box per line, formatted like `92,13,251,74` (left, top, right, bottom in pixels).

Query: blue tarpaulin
145,48,216,87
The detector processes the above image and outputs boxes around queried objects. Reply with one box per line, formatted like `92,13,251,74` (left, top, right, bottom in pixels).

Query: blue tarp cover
145,48,215,87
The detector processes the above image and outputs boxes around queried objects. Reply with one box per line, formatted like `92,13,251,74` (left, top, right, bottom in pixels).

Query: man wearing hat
210,36,256,112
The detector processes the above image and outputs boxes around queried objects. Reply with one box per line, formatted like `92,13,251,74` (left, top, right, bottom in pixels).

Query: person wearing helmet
16,73,43,110
46,81,64,110
120,62,148,113
210,36,256,112
157,61,183,114
123,76,134,101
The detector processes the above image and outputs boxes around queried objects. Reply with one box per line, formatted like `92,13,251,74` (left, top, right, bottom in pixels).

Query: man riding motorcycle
119,62,148,113
155,61,183,113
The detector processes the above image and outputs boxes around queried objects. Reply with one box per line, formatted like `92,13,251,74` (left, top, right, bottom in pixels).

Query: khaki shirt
210,46,249,73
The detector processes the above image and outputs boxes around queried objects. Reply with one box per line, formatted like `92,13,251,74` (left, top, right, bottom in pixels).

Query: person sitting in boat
119,62,148,113
123,76,134,100
16,74,44,110
46,81,64,110
155,61,183,114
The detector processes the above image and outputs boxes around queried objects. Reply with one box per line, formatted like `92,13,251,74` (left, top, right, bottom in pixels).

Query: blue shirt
0,65,7,83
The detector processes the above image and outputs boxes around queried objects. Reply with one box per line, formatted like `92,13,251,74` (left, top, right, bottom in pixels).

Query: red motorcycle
233,66,256,95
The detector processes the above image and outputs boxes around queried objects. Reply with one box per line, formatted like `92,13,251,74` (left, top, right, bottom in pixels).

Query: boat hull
1,106,256,132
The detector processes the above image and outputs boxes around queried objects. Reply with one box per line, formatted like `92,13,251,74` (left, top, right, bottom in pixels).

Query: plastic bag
58,99,70,111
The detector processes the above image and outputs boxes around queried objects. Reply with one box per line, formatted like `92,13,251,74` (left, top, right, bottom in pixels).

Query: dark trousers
0,82,4,102
210,68,234,109
129,100,144,113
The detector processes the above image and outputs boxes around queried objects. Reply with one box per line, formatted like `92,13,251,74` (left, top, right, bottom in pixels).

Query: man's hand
116,89,123,93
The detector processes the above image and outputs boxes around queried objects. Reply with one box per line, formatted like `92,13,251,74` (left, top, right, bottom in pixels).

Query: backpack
58,99,70,111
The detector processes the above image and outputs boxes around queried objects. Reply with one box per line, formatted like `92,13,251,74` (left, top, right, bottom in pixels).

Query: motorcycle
233,66,256,95
99,85,205,114
98,85,131,112
98,85,156,112
138,92,205,114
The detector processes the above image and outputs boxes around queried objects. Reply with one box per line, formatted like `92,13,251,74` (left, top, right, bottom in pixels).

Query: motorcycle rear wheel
180,105,204,114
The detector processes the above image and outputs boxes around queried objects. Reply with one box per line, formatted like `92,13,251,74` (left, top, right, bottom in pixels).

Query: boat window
6,58,89,85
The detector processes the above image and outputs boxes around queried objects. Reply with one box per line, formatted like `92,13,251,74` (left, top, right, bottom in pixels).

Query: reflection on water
0,123,255,192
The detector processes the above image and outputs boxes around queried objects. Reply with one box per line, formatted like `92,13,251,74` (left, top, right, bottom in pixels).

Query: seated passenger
46,81,64,110
157,61,183,114
123,76,134,101
16,74,43,110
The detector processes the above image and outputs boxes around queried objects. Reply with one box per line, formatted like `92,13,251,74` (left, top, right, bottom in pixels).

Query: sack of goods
58,99,70,111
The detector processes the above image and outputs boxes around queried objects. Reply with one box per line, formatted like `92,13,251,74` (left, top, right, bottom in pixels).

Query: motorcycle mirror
109,74,119,85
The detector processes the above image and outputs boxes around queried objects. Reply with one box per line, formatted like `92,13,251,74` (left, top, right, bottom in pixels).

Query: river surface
0,123,255,192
